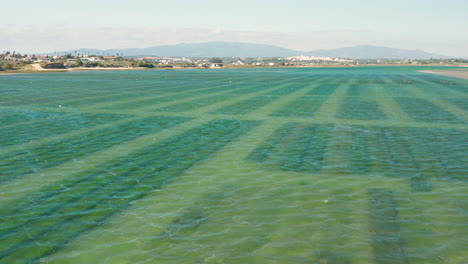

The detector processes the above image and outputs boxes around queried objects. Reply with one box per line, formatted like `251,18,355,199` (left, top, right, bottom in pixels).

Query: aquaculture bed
0,67,466,264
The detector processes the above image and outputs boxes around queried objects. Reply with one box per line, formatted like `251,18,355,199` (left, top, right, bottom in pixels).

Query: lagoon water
0,67,467,263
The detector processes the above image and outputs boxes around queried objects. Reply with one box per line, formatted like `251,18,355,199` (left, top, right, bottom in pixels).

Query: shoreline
2,64,468,75
419,70,468,80
0,66,143,75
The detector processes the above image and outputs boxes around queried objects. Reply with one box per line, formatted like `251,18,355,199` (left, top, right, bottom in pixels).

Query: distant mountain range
308,46,449,60
56,42,298,58
54,42,451,59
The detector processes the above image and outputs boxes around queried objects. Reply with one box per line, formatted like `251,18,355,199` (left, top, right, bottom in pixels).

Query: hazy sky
1,0,467,56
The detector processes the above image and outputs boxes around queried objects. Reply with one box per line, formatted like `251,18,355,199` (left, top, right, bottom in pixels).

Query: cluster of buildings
1,51,354,69
135,56,193,65
136,56,208,64
1,53,40,62
135,57,225,68
280,55,353,63
0,52,117,64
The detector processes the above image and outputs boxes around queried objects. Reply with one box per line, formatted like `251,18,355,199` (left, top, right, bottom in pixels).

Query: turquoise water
0,67,467,263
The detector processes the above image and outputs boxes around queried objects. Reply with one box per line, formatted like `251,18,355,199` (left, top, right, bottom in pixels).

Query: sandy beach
0,64,143,75
3,66,468,76
419,70,468,80
0,73,20,75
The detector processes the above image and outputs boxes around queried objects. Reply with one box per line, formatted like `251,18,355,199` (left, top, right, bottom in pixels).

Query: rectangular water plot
307,84,340,95
381,85,417,97
226,83,275,94
0,112,130,147
416,74,468,93
0,119,260,264
0,116,192,183
270,96,328,117
155,94,235,112
1,68,467,264
404,127,467,182
102,93,195,110
0,109,68,127
247,122,334,173
323,125,433,191
394,97,464,123
55,92,150,109
346,84,375,97
447,98,468,111
368,188,407,264
210,95,280,115
262,83,309,95
336,97,387,120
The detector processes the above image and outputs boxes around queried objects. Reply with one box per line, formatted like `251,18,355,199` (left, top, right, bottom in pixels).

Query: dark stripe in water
262,83,309,95
349,126,372,174
0,119,260,263
405,127,467,182
0,116,192,183
0,113,130,147
307,84,339,95
102,93,195,110
447,98,468,111
248,123,333,173
377,127,432,192
394,97,464,123
0,109,67,127
210,95,280,115
247,122,297,163
368,188,408,264
270,96,328,117
346,84,374,97
155,94,234,112
337,97,387,121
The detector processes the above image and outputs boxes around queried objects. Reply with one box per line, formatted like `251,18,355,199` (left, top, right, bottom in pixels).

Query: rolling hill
307,45,449,59
55,42,450,59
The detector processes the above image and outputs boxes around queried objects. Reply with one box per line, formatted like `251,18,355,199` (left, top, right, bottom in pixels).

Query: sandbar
419,70,468,80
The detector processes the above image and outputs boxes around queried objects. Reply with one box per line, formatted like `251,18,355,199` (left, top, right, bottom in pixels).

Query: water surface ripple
0,67,466,263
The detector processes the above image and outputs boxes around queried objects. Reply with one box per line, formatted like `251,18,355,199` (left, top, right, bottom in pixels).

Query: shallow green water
0,67,467,263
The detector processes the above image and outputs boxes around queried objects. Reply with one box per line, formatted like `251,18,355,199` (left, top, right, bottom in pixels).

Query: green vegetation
209,57,223,63
1,50,468,73
74,58,83,67
41,63,66,69
133,61,155,68
83,62,101,67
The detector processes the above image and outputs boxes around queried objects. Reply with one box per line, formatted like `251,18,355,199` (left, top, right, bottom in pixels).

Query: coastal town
1,50,467,73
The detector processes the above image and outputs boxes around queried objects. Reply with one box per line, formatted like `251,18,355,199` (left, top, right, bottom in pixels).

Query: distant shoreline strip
419,70,468,80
